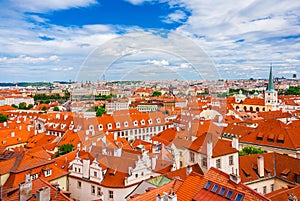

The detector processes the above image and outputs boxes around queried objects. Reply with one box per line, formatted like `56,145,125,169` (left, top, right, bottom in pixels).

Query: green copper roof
148,176,171,186
266,65,275,92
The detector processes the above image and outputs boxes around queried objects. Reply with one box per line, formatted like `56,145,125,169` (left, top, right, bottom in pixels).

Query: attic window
256,132,263,141
211,184,219,193
203,181,212,190
218,187,226,196
124,121,128,127
242,169,251,178
98,124,103,130
133,121,138,126
277,134,285,143
140,120,145,125
107,123,112,130
148,119,152,124
281,168,290,177
267,133,274,142
116,122,120,128
156,118,161,123
234,193,244,201
225,190,233,199
44,169,52,177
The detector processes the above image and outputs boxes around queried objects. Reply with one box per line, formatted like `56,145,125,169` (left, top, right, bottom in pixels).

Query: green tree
152,90,162,97
55,144,74,157
27,104,34,109
0,114,8,123
45,100,50,104
96,106,107,117
41,106,47,111
239,146,265,156
18,102,27,109
11,104,18,108
53,106,59,111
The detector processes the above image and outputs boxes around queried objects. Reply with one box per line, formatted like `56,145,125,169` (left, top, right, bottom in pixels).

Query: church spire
266,64,274,92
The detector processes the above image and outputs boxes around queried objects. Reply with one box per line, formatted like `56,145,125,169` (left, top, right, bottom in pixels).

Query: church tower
264,65,278,108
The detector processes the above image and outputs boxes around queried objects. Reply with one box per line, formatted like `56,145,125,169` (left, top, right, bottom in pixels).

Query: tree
56,144,74,157
96,106,107,117
239,146,265,156
45,100,50,104
0,114,8,123
152,90,162,97
18,102,27,109
53,106,59,111
11,104,18,108
41,106,47,111
27,104,34,109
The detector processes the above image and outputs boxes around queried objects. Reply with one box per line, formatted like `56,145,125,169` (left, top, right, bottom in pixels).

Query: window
216,159,221,169
44,169,52,177
226,190,233,199
94,171,97,177
204,181,212,190
77,181,81,189
109,190,114,199
75,167,77,172
140,120,145,125
202,157,207,167
97,187,102,196
179,151,182,157
31,174,38,180
116,122,120,128
271,184,274,192
218,187,226,196
98,124,103,130
135,174,138,178
180,161,183,168
124,121,128,127
107,123,112,129
133,121,138,126
91,185,95,194
234,193,244,201
211,184,219,193
229,156,233,166
263,186,267,194
190,152,195,163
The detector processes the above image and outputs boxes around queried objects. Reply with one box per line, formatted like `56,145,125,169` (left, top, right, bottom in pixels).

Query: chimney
27,125,31,132
3,122,7,127
257,156,264,178
186,165,192,176
207,140,212,158
11,132,15,137
231,136,239,150
19,174,32,201
36,187,50,201
151,155,157,170
82,158,90,179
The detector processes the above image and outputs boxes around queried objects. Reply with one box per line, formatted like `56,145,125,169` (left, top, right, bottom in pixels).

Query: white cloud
10,0,97,12
145,59,169,66
0,55,59,64
162,10,187,24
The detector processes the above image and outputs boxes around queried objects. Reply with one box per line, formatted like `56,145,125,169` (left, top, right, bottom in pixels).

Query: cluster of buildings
0,68,300,200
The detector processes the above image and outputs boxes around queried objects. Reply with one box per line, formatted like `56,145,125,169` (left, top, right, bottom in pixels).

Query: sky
0,0,299,82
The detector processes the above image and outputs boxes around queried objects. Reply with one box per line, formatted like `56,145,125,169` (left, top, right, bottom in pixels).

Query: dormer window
148,119,152,124
44,169,52,177
107,123,112,130
116,122,120,128
98,124,103,131
140,119,145,125
89,125,94,131
31,173,38,180
133,120,138,126
156,118,161,123
124,121,128,127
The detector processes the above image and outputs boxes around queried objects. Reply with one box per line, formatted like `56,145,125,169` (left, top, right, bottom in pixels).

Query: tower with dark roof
264,65,278,108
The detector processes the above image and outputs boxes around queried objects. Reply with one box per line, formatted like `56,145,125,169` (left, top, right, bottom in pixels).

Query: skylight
218,187,226,196
204,181,212,190
226,190,233,199
234,193,244,201
211,184,219,193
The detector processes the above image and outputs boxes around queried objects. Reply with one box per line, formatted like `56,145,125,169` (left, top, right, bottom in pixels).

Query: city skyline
0,0,299,82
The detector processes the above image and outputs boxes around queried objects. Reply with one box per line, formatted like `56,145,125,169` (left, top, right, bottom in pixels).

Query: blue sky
0,0,299,81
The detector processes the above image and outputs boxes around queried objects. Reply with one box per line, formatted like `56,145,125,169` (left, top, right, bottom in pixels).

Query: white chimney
36,187,50,201
151,155,157,170
257,156,264,178
231,136,239,150
207,140,212,158
82,158,90,179
186,165,192,176
11,132,15,137
3,122,7,127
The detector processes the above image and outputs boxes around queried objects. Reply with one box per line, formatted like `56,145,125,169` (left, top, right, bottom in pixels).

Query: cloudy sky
0,0,299,81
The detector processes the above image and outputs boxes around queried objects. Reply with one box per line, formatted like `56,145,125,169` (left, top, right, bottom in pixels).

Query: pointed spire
266,64,275,92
